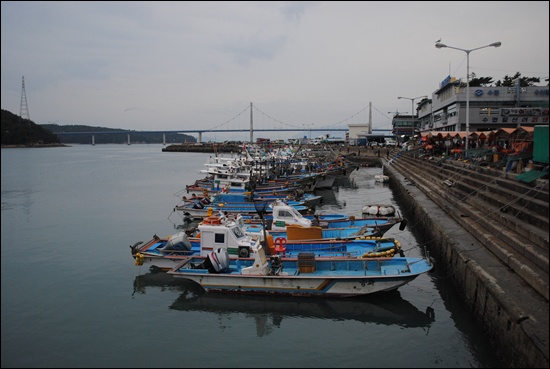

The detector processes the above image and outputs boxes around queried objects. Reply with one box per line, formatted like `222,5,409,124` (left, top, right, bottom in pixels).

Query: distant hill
1,109,61,146
1,109,196,145
41,123,196,144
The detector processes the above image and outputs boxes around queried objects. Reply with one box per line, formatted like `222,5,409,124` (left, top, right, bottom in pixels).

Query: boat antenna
253,200,269,249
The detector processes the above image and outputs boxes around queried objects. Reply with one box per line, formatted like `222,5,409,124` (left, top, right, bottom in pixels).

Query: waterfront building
387,76,549,142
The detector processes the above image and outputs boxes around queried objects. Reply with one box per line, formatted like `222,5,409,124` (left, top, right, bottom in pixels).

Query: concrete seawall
375,151,549,368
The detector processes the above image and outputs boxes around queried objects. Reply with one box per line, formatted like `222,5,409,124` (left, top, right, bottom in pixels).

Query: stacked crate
298,252,315,273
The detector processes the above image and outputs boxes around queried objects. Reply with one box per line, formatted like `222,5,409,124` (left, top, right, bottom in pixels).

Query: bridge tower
249,102,253,143
368,101,372,134
20,75,30,121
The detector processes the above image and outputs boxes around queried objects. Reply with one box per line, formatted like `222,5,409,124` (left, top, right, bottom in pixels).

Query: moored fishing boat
241,200,406,235
174,199,312,219
131,214,404,271
166,244,433,297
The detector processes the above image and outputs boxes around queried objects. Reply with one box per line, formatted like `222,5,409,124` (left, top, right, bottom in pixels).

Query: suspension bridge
54,102,393,145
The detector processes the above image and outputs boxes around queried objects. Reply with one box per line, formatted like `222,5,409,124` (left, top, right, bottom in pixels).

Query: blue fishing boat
240,200,406,235
174,199,311,219
131,214,403,271
244,223,382,241
166,245,433,297
213,191,322,208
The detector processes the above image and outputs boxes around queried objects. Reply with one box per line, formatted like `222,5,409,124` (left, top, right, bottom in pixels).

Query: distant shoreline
1,143,70,148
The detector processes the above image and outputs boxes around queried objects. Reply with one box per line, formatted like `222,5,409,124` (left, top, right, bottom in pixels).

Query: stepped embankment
363,147,549,368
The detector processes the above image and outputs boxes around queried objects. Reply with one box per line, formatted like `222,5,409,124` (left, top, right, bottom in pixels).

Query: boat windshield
279,206,302,219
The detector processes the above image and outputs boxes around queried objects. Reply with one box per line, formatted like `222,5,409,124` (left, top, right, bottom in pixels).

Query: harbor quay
374,149,549,368
162,141,548,367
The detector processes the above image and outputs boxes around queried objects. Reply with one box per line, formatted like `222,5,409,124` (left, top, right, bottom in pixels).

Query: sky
2,1,549,141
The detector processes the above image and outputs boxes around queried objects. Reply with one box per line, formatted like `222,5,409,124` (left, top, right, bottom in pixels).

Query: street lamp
435,41,501,151
302,124,313,140
397,95,427,137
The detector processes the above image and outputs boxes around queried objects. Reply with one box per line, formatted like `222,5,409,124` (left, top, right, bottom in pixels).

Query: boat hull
171,274,416,297
168,257,432,298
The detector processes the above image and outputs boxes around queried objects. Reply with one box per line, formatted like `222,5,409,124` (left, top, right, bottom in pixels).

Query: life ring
203,216,222,225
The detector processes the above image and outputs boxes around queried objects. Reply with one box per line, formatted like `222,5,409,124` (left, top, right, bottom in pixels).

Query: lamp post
435,41,501,151
302,124,313,140
397,95,427,139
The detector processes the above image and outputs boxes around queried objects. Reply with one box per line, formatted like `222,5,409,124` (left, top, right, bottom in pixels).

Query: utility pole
20,75,30,121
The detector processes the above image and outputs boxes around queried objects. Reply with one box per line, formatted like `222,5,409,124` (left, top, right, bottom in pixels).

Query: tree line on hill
1,109,60,146
1,109,196,145
41,124,196,145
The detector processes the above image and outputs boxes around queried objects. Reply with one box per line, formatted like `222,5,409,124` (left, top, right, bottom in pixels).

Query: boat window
231,226,245,239
214,233,225,243
279,210,293,219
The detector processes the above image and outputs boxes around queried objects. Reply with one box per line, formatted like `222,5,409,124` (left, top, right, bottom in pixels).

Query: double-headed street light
397,95,428,138
435,41,501,151
302,123,313,139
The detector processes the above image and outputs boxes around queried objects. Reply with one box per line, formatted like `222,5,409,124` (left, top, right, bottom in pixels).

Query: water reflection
133,272,435,337
314,188,342,208
1,189,34,219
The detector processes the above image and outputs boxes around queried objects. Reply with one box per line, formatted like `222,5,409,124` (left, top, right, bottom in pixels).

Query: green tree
495,72,541,87
468,76,495,87
1,109,61,146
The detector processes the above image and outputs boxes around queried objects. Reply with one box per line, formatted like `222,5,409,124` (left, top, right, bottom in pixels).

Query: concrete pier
368,149,549,368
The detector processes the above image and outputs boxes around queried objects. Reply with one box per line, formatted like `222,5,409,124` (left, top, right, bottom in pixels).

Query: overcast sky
2,1,549,141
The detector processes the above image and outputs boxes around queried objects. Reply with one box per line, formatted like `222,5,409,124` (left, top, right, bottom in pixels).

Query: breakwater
162,143,242,153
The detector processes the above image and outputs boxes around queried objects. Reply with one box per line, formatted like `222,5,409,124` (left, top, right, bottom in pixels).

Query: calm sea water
1,144,504,368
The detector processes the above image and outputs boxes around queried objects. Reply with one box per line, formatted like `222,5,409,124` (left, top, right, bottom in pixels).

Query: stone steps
412,158,549,247
386,152,549,301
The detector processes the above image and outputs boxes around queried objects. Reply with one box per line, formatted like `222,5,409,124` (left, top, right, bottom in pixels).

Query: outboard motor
160,232,192,251
182,212,194,225
193,248,229,272
208,248,230,273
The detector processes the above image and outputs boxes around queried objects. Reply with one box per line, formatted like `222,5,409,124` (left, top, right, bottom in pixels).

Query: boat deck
178,257,428,278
